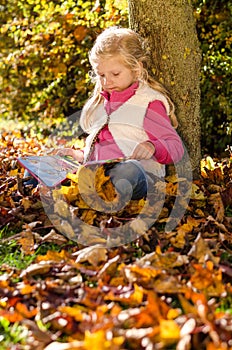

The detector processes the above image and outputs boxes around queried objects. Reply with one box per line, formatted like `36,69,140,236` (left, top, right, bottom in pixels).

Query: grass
0,317,29,349
0,228,36,270
0,227,73,271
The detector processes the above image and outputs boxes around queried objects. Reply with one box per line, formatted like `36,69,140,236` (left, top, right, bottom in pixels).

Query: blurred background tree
0,0,128,134
193,0,231,156
0,0,231,155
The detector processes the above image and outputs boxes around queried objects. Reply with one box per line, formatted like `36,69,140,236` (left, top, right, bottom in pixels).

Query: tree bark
128,0,202,178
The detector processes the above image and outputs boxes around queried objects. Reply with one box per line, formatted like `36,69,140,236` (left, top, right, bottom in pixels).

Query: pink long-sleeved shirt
91,82,184,164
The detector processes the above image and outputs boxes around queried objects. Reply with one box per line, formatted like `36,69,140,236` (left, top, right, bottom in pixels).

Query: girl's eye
113,73,120,76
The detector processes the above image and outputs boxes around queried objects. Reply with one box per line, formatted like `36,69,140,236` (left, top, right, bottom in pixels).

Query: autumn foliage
0,0,232,348
0,0,231,154
0,129,231,349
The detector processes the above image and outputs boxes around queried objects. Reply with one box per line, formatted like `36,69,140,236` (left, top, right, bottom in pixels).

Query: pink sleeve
144,100,184,164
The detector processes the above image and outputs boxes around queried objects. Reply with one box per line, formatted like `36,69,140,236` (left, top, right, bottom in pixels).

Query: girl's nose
103,75,112,85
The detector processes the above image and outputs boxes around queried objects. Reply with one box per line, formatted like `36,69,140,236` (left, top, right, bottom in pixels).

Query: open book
17,155,125,188
18,155,82,187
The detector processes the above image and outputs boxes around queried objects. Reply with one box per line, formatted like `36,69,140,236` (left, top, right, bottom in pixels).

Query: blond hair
81,26,178,129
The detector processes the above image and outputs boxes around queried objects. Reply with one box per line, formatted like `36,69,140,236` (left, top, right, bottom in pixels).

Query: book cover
17,155,81,187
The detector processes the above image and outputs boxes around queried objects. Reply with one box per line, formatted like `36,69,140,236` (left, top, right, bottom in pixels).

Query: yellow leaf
190,263,225,296
66,172,79,183
131,283,144,304
77,166,96,196
124,264,162,284
9,169,18,176
61,184,79,203
20,284,36,295
75,196,91,209
83,330,110,350
167,308,181,320
36,250,71,263
59,306,83,322
21,197,32,211
52,188,65,201
201,156,215,173
80,209,97,225
95,166,117,202
170,231,186,249
178,294,198,315
191,183,206,200
125,198,146,215
165,175,187,183
165,182,178,196
159,319,180,340
77,165,120,212
142,250,189,269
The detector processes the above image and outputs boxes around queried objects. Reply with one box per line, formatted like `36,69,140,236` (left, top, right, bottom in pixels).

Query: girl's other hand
54,148,84,163
130,141,155,160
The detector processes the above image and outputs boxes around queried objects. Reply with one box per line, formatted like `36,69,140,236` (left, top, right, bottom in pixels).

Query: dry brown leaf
42,229,68,245
208,192,225,222
54,199,70,218
74,245,108,266
80,209,97,225
129,217,148,235
20,228,35,255
190,261,225,296
188,232,219,264
20,261,52,278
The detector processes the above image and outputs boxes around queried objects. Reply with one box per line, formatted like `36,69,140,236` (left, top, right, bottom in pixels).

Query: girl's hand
55,148,84,163
130,141,155,160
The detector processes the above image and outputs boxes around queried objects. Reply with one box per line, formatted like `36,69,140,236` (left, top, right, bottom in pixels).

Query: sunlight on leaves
159,319,180,341
74,245,108,266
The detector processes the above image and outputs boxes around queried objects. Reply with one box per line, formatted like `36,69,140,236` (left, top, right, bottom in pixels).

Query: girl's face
94,55,137,93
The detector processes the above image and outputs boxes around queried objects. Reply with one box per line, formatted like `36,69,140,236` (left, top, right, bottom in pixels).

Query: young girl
57,26,184,200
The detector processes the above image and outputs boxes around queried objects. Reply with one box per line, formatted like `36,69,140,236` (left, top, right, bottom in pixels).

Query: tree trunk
128,0,202,178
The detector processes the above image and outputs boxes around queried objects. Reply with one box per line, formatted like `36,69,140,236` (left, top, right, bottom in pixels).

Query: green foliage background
193,0,231,155
0,0,231,155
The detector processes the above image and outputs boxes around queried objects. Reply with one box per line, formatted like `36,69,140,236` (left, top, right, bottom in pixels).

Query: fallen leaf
20,261,52,278
159,319,180,341
188,232,219,264
74,245,108,266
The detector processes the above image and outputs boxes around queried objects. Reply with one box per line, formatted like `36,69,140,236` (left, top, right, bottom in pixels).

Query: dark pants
23,170,39,187
106,159,148,200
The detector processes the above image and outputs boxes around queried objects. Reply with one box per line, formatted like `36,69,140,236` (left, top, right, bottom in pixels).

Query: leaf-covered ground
0,129,232,350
